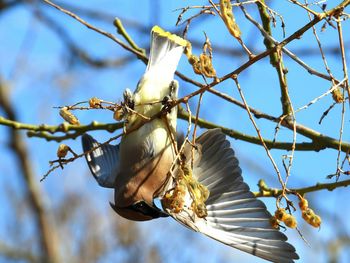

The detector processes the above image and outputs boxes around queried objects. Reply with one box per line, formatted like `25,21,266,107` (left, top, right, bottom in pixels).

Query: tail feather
146,26,187,80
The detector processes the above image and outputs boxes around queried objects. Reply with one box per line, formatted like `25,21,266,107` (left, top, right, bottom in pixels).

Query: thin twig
241,3,339,83
295,78,348,114
232,76,286,188
41,133,122,181
336,18,350,108
42,0,147,62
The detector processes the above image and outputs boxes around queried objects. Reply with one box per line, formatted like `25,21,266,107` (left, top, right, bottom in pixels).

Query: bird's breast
115,119,176,206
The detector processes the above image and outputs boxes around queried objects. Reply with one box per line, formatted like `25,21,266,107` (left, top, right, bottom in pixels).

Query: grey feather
82,134,120,188
167,129,299,262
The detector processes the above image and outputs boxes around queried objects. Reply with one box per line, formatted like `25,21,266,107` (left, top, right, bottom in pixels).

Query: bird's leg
123,88,135,110
113,88,135,121
160,80,179,154
168,80,178,99
161,80,178,114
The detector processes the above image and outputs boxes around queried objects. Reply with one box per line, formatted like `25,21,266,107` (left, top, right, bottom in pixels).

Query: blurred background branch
0,80,61,263
0,0,349,262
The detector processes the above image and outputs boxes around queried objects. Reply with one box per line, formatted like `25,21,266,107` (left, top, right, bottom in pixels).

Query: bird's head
110,201,169,221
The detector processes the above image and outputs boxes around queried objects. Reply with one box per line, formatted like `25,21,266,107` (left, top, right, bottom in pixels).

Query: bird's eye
126,201,168,218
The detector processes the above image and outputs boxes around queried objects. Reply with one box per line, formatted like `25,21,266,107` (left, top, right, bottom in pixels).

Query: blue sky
0,1,349,262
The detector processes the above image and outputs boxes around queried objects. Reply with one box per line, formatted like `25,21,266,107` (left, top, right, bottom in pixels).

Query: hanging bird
82,26,299,262
83,25,186,220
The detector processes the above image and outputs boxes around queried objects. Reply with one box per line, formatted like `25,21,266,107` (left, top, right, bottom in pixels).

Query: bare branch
0,80,61,263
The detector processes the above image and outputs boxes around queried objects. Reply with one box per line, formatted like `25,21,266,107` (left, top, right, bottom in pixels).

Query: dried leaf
220,0,241,39
332,88,344,103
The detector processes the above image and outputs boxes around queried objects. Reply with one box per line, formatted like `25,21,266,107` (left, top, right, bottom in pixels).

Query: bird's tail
146,26,187,81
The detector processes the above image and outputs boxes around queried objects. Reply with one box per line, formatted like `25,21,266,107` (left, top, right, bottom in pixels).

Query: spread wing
162,129,299,263
82,134,120,188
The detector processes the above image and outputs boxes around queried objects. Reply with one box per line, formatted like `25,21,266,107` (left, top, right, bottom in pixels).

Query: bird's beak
110,201,168,221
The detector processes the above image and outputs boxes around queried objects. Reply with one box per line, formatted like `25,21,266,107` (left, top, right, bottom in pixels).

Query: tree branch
255,178,350,197
0,80,61,263
0,241,37,263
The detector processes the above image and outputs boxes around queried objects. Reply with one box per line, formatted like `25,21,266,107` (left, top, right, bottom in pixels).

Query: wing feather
164,129,299,262
82,134,120,188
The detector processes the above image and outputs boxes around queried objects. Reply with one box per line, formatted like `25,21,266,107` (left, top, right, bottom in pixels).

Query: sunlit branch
255,178,350,197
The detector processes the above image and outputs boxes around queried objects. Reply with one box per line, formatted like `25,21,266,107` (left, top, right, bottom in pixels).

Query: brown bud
309,214,321,228
275,208,287,221
57,144,69,158
270,216,280,229
89,97,102,108
283,214,297,229
298,197,308,211
302,207,314,222
332,88,344,103
113,109,124,121
113,105,124,121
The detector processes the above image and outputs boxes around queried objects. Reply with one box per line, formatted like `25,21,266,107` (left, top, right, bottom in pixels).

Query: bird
82,26,299,262
82,25,187,221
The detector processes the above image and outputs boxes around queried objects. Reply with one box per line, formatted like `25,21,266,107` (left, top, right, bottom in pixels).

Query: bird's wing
82,134,120,188
162,129,299,263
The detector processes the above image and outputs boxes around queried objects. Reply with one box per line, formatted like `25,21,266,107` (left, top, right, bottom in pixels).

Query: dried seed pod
57,144,69,158
200,53,216,78
298,197,309,211
332,88,344,103
59,107,80,125
309,214,322,228
162,178,187,214
220,0,241,39
197,184,210,202
270,216,280,229
192,202,208,218
302,207,314,222
275,208,287,221
113,108,124,121
188,54,198,65
184,42,193,58
171,198,185,213
186,36,216,78
89,97,102,108
283,214,297,229
188,54,202,75
301,207,322,228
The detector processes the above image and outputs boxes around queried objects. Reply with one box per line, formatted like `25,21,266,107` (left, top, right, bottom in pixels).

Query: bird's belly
115,120,176,205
